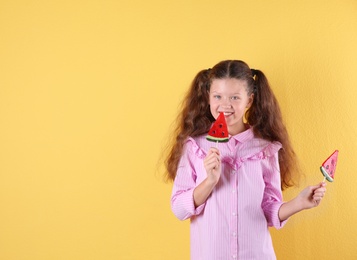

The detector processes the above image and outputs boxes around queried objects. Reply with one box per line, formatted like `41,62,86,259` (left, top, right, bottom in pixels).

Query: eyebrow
211,91,242,95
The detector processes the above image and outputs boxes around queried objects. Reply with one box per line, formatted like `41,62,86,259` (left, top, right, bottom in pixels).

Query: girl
165,60,326,260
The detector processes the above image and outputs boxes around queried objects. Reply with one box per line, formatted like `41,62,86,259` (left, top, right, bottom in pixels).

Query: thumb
319,182,327,188
310,182,325,192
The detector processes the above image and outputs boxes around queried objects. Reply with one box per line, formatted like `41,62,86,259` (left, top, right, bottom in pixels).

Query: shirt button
232,189,236,193
232,232,237,237
232,212,237,216
232,255,237,259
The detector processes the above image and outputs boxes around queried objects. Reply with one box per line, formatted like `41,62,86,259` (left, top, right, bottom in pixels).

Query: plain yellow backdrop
0,0,356,259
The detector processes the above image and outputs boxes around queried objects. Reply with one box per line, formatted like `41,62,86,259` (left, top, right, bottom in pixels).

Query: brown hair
164,60,299,190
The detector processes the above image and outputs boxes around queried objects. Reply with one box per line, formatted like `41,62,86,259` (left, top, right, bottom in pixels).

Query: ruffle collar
185,137,282,171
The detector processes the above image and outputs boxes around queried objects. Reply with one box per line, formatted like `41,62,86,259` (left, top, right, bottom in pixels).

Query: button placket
230,168,238,259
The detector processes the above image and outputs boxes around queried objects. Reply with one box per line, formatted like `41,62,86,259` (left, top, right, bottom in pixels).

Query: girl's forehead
210,78,248,92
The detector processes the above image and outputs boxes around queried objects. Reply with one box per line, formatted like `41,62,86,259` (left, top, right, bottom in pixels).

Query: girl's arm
193,147,221,207
278,182,327,221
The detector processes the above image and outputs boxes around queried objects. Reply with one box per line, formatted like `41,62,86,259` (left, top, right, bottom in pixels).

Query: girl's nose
220,98,232,108
220,104,233,109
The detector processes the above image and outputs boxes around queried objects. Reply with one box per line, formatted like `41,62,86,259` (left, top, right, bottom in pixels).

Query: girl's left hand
298,182,327,209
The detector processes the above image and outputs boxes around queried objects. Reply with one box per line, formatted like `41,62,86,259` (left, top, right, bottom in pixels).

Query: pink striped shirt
171,127,287,260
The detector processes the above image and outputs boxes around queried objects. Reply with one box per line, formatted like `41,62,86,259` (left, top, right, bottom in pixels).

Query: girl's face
209,78,253,136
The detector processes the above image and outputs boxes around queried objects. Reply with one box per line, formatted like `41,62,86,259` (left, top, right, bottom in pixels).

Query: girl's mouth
222,112,233,117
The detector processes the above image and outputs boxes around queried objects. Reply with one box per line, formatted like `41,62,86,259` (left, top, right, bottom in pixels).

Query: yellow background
0,0,356,259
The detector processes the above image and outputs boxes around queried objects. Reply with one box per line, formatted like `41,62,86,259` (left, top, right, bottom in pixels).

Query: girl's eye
231,96,239,100
214,95,221,99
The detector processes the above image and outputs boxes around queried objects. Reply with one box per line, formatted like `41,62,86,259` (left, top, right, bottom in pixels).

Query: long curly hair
164,60,299,190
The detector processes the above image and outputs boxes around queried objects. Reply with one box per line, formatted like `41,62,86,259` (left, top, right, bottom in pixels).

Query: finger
313,194,324,200
313,187,325,195
205,158,220,169
313,194,323,201
207,153,220,161
312,192,325,202
314,199,321,206
314,187,326,196
205,154,220,164
209,147,220,152
206,157,220,166
309,184,326,195
311,184,322,191
313,192,324,203
208,147,220,156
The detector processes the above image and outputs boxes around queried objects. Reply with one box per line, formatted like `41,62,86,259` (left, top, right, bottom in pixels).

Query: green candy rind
320,166,334,182
206,136,229,143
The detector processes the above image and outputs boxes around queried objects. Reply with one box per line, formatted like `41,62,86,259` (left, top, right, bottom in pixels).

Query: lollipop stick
215,141,218,148
322,176,326,183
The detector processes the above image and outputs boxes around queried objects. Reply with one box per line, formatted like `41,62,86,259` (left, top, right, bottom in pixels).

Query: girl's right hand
203,147,221,185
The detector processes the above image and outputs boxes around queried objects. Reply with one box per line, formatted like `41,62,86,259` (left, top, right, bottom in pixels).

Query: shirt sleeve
261,149,288,229
170,141,206,221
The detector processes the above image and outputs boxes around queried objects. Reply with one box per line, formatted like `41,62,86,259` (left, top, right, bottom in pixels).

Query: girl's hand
193,147,221,207
279,182,327,221
298,182,327,209
203,147,221,185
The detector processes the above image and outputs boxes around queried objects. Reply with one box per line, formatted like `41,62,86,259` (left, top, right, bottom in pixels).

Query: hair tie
251,69,257,77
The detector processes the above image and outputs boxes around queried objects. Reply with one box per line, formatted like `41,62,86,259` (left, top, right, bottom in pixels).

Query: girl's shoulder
244,136,282,159
183,134,209,159
186,134,207,145
249,136,281,148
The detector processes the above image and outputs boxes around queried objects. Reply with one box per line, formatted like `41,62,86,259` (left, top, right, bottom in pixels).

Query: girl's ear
246,93,254,109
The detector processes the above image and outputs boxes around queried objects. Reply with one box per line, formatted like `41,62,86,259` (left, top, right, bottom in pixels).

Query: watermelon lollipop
320,150,339,182
206,112,229,143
